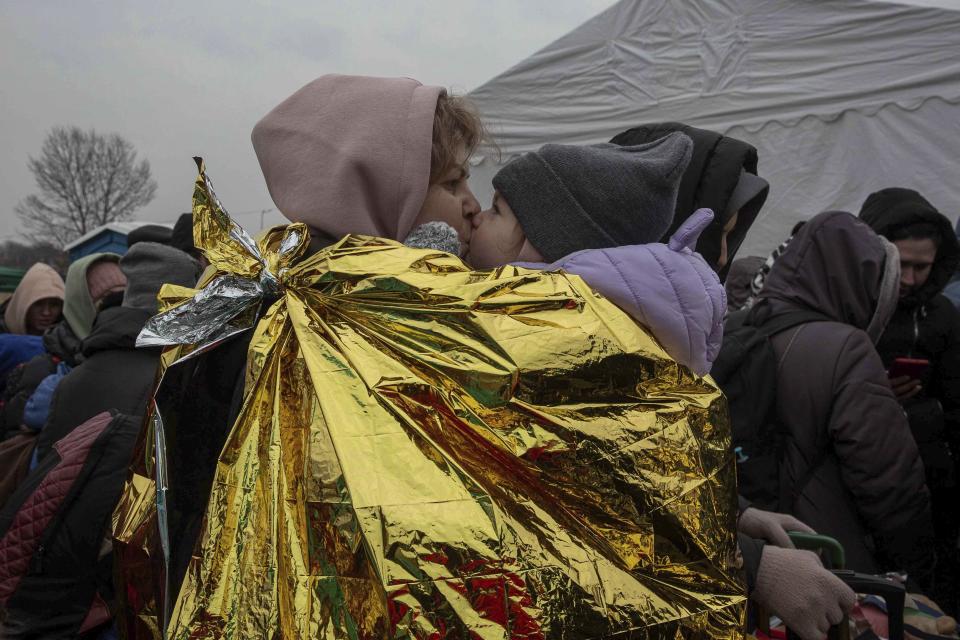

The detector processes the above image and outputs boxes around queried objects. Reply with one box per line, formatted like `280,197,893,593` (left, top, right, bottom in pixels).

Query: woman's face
465,191,526,269
25,297,62,335
414,148,480,255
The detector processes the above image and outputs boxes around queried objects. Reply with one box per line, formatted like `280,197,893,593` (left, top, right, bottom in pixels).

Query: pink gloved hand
754,546,857,640
739,506,816,548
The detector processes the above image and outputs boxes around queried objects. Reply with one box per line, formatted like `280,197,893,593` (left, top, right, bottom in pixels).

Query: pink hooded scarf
251,74,443,242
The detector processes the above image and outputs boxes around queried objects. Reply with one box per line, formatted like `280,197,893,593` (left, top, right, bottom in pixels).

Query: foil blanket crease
112,159,746,639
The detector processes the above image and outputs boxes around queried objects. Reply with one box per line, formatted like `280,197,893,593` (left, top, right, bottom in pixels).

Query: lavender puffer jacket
515,209,725,375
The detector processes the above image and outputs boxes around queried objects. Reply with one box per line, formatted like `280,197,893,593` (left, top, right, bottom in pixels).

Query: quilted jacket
515,208,725,375
0,411,140,638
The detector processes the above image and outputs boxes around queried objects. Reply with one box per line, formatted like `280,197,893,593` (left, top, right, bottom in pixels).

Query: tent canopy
468,0,960,257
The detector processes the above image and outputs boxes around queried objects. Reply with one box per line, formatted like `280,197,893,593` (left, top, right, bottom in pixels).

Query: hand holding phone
888,357,929,402
888,357,930,381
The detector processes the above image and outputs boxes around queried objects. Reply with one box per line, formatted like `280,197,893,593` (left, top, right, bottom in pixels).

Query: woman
155,74,487,607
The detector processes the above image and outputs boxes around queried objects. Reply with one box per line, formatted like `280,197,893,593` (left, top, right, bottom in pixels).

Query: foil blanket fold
112,159,746,639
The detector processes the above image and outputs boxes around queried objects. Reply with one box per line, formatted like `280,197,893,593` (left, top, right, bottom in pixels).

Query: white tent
467,0,960,259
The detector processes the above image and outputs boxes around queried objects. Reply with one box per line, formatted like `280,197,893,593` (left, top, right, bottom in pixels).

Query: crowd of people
0,73,956,639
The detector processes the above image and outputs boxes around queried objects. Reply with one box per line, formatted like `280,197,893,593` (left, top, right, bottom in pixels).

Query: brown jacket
756,211,934,587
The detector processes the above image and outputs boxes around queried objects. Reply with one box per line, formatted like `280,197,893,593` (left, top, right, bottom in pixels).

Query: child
465,133,726,375
466,138,857,637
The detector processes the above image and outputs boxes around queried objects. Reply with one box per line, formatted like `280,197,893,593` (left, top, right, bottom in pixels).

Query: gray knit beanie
492,131,693,261
120,242,200,313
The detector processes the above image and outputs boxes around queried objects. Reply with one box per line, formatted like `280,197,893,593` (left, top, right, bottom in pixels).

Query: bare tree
15,127,157,246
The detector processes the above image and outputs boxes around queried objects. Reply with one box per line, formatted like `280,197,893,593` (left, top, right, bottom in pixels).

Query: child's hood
252,74,443,243
515,209,725,375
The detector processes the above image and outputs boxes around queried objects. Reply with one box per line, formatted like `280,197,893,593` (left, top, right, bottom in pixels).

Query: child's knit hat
492,132,693,262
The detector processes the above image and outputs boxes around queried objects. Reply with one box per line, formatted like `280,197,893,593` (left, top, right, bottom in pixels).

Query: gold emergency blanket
113,160,745,639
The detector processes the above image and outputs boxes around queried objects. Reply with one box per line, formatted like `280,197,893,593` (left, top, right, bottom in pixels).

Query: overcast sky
2,0,957,243
0,0,614,240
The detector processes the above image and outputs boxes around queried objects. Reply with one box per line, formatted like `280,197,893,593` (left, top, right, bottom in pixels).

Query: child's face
466,191,526,269
414,147,480,255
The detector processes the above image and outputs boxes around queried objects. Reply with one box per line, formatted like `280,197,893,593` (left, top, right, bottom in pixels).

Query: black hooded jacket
860,188,960,492
610,122,767,277
35,306,159,462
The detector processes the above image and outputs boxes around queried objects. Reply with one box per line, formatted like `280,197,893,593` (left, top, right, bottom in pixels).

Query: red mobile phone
888,357,930,380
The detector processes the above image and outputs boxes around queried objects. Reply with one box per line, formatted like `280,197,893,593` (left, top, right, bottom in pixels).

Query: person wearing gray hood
746,211,934,591
35,243,199,462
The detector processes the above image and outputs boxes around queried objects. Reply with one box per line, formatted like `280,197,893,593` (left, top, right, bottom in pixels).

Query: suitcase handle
788,532,846,569
833,570,904,640
755,533,903,640
780,571,905,640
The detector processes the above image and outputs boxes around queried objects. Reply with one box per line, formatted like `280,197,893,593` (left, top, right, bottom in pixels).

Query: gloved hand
739,506,815,548
753,546,857,640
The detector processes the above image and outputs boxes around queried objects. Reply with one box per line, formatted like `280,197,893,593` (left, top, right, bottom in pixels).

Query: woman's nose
461,186,481,219
471,209,490,229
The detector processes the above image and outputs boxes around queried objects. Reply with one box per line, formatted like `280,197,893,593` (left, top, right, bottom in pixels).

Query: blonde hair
430,93,487,184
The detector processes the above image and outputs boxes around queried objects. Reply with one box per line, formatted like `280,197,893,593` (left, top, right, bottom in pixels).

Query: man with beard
860,188,960,615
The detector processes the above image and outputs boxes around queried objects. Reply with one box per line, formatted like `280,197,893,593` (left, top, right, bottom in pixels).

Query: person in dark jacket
752,210,935,590
35,242,199,463
605,125,851,634
859,187,960,615
610,122,769,278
